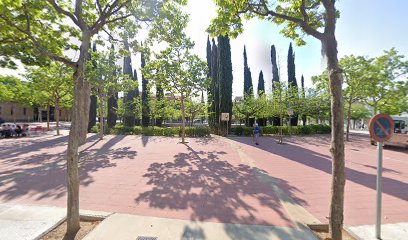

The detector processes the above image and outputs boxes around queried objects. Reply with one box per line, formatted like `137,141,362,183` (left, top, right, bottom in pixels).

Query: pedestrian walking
253,123,260,145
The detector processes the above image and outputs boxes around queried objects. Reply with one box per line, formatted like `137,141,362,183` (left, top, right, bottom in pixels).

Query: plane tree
26,63,73,134
143,38,208,142
86,46,130,140
0,0,186,237
208,0,346,238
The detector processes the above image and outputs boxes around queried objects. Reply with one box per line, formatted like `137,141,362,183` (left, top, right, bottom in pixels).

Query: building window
0,106,2,115
59,110,62,117
23,108,27,115
11,107,13,115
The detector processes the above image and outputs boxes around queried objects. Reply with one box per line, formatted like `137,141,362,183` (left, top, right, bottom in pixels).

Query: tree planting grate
136,237,158,240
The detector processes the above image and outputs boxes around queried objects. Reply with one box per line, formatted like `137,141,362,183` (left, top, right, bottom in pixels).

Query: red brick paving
229,135,408,226
0,133,407,227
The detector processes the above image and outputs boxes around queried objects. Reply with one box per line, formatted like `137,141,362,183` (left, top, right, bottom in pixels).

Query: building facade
0,102,71,122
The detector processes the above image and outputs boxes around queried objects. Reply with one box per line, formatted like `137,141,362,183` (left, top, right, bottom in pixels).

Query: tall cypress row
271,44,281,126
211,38,220,133
301,74,307,126
218,35,233,134
88,42,97,132
287,43,298,126
123,37,135,127
206,36,213,128
243,45,253,97
107,44,118,128
141,49,150,127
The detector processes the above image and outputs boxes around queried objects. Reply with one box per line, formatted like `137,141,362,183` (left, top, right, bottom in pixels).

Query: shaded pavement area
0,133,407,229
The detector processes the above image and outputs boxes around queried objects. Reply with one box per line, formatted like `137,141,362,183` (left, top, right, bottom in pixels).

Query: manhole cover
137,237,158,240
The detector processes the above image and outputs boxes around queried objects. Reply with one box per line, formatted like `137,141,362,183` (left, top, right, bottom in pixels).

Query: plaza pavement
0,132,407,239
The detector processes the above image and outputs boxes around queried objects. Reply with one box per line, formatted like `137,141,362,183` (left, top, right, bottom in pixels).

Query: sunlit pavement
0,133,407,237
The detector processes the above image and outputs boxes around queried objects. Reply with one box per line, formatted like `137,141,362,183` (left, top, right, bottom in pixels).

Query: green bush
308,124,331,134
181,126,211,137
109,124,134,135
90,124,99,133
106,124,209,137
233,126,244,136
163,127,179,136
230,124,330,136
133,126,142,135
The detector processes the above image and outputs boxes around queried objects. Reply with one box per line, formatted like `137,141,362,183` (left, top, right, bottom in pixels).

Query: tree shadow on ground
135,144,303,227
0,135,70,159
227,136,408,202
0,135,135,201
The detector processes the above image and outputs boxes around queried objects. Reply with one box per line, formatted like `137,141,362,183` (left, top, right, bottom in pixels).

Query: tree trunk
80,81,91,145
180,96,186,143
322,13,346,239
302,114,307,126
56,103,60,135
65,32,91,237
373,101,378,116
47,106,50,131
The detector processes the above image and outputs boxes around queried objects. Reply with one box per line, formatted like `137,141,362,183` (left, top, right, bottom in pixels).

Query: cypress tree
133,69,140,126
257,70,266,126
123,37,135,127
301,74,307,126
257,70,265,95
218,35,233,134
287,43,298,126
107,44,118,128
206,36,213,128
243,45,253,97
211,38,220,133
287,43,298,88
141,49,150,127
243,45,254,126
88,42,97,132
271,44,281,126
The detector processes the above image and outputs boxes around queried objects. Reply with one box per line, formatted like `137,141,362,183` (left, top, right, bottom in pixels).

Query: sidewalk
0,204,65,240
0,203,317,240
84,213,316,240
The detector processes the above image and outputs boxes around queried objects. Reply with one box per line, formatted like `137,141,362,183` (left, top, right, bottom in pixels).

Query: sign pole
376,142,383,239
227,120,229,136
369,113,394,240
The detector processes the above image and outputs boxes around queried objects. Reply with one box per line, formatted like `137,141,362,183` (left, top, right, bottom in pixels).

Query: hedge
94,123,211,137
231,124,331,136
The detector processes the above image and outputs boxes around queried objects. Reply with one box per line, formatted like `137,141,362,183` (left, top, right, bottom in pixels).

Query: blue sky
185,0,408,96
2,0,407,98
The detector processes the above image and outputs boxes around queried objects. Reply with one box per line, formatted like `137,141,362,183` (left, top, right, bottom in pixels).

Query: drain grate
136,237,158,240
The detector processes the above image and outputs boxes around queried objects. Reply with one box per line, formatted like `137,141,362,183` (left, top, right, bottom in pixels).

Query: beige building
0,102,71,122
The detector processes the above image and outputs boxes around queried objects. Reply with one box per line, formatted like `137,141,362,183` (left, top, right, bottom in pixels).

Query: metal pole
376,142,383,239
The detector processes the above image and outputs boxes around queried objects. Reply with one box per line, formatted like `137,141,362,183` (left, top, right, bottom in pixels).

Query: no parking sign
369,113,394,239
369,113,394,143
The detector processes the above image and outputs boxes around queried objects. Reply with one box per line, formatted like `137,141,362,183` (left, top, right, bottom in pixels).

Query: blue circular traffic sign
369,114,394,143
